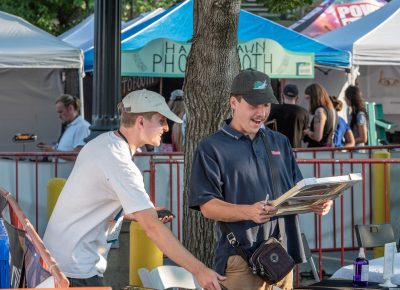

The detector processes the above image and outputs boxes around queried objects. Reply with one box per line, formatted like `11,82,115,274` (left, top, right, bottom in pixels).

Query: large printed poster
122,38,314,78
291,0,386,38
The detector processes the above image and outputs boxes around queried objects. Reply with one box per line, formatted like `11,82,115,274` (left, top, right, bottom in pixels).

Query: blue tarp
121,0,350,69
59,9,166,72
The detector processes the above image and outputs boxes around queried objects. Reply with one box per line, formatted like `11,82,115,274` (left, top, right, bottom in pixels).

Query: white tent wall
0,68,63,151
357,65,400,126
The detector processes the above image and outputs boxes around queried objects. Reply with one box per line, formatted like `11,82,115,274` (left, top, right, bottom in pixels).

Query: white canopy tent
318,0,400,66
0,11,84,151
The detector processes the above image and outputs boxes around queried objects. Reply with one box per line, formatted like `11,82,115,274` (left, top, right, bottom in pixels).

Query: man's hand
193,266,226,290
123,207,174,224
311,200,333,216
247,201,277,224
36,142,54,152
155,207,174,224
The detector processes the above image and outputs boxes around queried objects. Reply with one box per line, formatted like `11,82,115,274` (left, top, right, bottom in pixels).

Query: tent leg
78,67,85,117
159,78,163,95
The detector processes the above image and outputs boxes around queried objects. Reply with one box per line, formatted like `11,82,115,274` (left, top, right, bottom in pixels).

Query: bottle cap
358,247,366,258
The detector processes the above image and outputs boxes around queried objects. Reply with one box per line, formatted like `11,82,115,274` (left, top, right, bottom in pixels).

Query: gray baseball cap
122,89,182,123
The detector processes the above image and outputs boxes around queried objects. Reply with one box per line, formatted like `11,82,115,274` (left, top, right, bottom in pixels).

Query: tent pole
78,66,85,117
159,77,163,95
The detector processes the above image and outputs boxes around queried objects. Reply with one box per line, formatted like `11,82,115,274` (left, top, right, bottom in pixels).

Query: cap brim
160,109,182,123
243,90,278,105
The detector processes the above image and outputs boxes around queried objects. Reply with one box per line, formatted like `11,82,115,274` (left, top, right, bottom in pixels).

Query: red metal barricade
1,146,400,286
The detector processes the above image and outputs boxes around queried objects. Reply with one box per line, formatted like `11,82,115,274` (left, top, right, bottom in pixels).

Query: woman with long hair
303,83,337,147
345,85,368,146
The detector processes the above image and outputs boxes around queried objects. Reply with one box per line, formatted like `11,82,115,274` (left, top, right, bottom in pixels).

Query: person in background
43,89,224,289
160,89,185,151
345,85,368,146
303,84,337,147
37,94,90,160
169,90,185,151
330,96,355,148
189,70,332,290
267,84,309,148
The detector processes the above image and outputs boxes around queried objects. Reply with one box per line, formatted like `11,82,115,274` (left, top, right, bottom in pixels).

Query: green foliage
122,0,179,20
0,0,177,35
255,0,314,13
0,0,93,35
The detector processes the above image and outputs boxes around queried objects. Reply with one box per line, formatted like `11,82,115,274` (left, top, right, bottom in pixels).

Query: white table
331,252,400,284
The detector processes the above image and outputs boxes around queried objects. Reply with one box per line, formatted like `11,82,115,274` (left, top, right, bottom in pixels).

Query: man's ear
230,96,237,110
136,116,145,128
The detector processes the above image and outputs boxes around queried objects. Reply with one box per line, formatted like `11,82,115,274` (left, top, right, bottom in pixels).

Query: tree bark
182,0,241,267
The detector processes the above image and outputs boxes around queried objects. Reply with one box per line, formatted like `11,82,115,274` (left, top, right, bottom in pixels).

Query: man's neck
283,96,296,105
117,127,138,153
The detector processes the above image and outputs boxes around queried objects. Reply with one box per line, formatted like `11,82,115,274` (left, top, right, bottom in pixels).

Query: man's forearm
200,199,251,222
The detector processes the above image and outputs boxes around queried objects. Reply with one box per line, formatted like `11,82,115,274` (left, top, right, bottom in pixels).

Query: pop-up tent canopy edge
120,0,350,78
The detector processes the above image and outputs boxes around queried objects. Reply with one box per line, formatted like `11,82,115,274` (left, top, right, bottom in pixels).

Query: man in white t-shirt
43,89,225,289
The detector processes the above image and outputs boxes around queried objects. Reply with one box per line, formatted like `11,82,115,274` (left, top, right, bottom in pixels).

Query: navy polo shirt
189,120,306,275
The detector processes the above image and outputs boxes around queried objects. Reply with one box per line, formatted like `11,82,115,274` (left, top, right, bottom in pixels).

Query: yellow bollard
47,178,66,219
129,221,163,286
372,151,391,257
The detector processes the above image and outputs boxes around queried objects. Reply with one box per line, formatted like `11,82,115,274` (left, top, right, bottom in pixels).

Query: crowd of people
268,83,368,149
38,81,364,156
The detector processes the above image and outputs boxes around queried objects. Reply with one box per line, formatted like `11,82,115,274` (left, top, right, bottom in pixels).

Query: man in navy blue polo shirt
189,69,332,290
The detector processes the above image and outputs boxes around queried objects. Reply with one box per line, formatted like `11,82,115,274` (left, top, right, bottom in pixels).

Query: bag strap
220,222,250,264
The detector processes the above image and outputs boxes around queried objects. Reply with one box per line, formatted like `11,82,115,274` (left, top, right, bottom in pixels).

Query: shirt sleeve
72,124,90,148
189,144,224,211
357,112,367,126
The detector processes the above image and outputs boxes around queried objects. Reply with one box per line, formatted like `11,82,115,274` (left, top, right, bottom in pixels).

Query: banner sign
122,38,314,78
291,0,385,38
335,2,383,26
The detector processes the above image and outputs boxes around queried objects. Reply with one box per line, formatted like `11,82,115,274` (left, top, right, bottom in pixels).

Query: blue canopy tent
59,8,166,72
121,0,350,78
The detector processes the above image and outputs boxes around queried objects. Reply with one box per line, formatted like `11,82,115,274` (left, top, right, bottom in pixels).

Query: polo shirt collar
220,119,263,140
66,115,81,127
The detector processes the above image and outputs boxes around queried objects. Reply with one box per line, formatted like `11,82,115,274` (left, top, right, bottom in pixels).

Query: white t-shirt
43,132,154,279
56,116,91,151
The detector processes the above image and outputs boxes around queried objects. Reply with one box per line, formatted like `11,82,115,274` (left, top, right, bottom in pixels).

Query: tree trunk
182,0,241,267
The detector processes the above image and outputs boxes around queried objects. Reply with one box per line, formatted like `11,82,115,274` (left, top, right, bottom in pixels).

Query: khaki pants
220,255,293,290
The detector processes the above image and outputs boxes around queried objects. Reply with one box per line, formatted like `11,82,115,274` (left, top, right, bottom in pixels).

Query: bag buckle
226,232,239,246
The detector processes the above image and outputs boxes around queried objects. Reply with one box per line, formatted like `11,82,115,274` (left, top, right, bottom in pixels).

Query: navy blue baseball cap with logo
230,69,278,105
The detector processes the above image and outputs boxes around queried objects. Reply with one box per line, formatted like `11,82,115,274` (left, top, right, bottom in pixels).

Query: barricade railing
294,144,400,158
295,158,400,283
0,187,69,288
0,152,77,234
1,146,400,285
